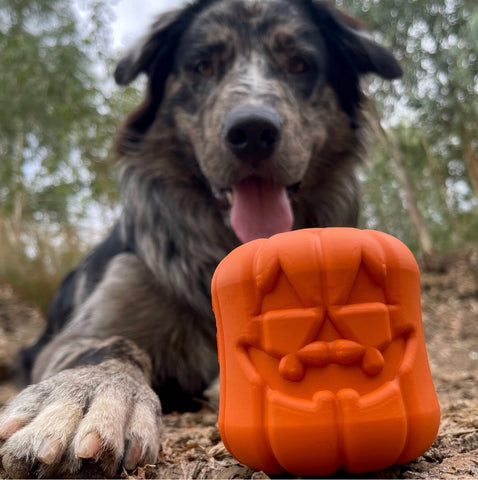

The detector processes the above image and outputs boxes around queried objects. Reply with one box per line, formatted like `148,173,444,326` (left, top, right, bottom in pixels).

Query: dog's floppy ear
327,6,402,80
114,9,182,85
115,0,221,85
350,33,403,80
311,1,402,80
305,1,401,123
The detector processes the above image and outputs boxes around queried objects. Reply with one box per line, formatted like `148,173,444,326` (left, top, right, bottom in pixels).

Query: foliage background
0,0,477,312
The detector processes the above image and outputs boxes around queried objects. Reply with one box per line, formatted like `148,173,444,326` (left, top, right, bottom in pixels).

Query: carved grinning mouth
277,340,385,382
242,331,406,400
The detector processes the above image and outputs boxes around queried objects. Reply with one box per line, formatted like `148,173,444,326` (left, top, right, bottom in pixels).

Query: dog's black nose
223,106,282,164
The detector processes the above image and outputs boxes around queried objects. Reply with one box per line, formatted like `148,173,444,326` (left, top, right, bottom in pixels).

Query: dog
0,0,401,476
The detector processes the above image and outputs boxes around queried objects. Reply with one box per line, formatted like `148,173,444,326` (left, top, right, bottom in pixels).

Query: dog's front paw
0,365,162,478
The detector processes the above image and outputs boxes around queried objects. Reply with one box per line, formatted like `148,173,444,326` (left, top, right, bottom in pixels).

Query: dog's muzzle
220,106,294,244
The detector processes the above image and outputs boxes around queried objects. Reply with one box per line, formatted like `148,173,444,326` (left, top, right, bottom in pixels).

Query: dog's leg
0,254,163,478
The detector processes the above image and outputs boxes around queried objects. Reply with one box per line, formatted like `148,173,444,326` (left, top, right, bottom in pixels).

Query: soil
0,250,477,479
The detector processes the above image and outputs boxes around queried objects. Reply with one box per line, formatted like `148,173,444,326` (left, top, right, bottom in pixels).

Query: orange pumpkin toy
212,228,440,476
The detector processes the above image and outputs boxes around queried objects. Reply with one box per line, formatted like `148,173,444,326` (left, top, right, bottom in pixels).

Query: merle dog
0,0,401,476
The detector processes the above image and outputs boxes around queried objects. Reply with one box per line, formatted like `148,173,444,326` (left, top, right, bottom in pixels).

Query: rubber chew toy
212,228,440,476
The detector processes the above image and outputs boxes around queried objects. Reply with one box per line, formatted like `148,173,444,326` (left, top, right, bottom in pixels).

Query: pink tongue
230,177,293,243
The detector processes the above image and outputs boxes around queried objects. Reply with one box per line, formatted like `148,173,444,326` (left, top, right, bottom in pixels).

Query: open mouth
213,177,301,243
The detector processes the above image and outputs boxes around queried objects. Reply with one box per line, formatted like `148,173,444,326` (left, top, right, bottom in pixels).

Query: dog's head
115,0,401,244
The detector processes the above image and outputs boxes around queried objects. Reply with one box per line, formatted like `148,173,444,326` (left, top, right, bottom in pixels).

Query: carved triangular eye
260,307,325,357
254,230,324,308
327,303,392,349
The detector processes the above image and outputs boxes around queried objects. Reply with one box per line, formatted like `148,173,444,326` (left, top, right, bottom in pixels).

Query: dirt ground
0,250,477,479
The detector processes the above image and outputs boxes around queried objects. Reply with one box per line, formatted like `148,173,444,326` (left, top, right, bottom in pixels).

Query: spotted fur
0,0,401,476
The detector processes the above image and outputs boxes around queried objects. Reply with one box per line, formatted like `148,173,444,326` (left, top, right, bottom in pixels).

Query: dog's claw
0,418,25,440
76,431,102,459
38,436,62,465
124,439,142,470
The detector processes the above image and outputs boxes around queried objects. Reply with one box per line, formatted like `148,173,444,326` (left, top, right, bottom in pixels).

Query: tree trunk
462,136,478,202
388,131,435,263
421,136,459,246
368,109,435,266
12,130,25,232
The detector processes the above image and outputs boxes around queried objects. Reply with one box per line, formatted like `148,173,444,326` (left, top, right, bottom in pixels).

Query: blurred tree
341,0,478,258
0,0,142,309
0,0,119,233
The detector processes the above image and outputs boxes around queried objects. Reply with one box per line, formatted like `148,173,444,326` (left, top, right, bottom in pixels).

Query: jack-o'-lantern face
213,229,440,476
239,228,412,399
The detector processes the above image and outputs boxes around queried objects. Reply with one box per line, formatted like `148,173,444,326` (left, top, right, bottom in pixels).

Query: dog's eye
288,56,309,75
195,59,215,77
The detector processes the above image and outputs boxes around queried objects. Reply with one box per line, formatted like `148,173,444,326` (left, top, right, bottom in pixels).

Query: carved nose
223,106,282,164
